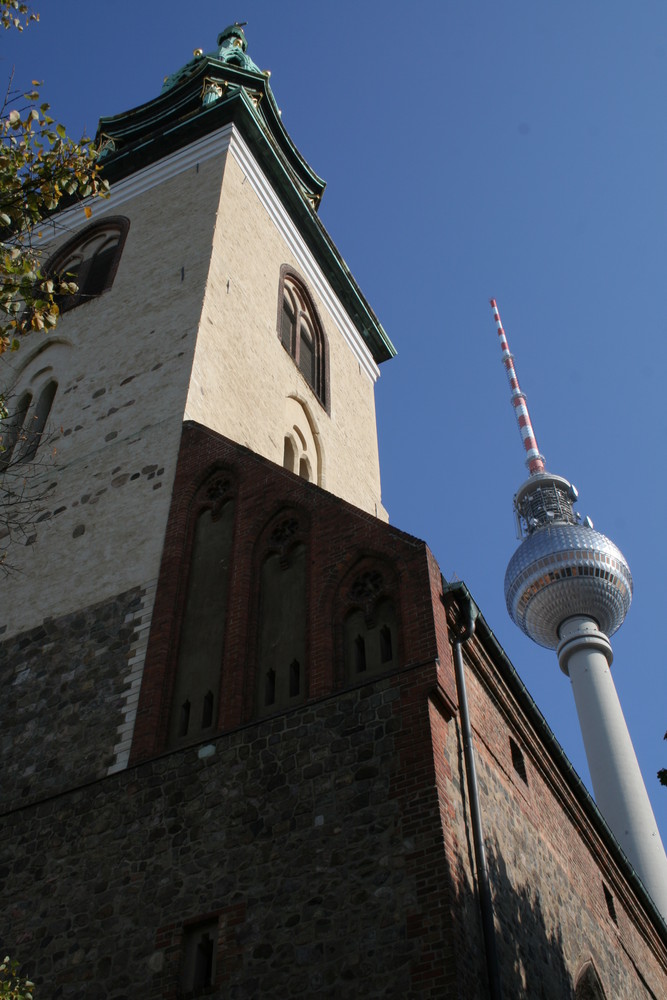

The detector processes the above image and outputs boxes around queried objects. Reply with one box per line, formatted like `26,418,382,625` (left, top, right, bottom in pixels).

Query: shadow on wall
489,848,573,998
449,715,575,999
449,847,574,1000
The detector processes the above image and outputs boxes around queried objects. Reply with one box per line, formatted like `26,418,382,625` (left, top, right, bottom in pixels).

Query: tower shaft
558,617,667,917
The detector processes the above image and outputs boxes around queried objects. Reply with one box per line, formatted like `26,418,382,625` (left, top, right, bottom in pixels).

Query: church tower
0,19,397,823
1,22,394,698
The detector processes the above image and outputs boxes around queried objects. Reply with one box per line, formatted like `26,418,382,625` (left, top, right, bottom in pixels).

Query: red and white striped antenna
490,298,545,476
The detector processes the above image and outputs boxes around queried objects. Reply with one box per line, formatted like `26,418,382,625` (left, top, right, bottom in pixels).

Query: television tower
491,299,667,920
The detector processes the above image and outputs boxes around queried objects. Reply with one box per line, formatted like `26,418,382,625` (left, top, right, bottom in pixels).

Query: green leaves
0,955,34,1000
0,78,110,352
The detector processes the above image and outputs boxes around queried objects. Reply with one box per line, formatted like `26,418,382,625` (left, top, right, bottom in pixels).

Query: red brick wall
130,421,457,762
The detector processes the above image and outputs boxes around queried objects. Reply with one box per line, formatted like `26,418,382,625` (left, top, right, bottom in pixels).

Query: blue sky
6,2,667,843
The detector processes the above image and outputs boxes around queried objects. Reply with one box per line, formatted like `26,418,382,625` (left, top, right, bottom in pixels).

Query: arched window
22,379,58,462
344,598,397,680
281,397,322,486
45,216,129,314
575,961,607,999
278,268,327,407
1,359,60,471
257,541,307,713
167,474,236,747
338,562,400,683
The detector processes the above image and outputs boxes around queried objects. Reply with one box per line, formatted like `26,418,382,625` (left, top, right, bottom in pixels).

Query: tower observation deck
491,299,667,921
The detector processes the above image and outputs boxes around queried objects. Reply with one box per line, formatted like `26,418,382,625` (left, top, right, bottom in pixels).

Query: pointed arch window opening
1,379,58,470
45,217,129,315
167,494,234,748
21,379,58,463
344,596,398,680
257,540,307,715
278,270,328,408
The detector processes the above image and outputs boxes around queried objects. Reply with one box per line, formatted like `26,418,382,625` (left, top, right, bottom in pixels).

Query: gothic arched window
167,475,235,747
1,343,64,470
575,961,607,999
278,268,327,407
256,514,308,715
340,564,399,683
45,216,129,314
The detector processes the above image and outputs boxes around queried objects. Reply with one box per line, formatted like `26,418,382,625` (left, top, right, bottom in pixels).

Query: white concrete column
557,615,667,920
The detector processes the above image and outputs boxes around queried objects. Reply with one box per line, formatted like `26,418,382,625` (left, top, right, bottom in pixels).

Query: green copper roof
162,23,262,93
94,27,396,364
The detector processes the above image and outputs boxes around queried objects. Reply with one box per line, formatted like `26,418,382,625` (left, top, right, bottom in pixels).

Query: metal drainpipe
448,587,503,1000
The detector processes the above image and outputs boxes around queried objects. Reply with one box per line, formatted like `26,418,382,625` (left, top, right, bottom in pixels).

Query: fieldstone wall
442,633,667,1000
0,586,145,810
0,673,458,1000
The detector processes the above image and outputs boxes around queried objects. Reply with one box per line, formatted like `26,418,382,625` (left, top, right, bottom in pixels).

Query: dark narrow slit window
22,380,57,462
180,919,218,994
265,668,276,706
379,624,393,663
510,738,528,785
289,659,300,697
179,699,191,738
603,883,618,924
201,690,214,729
355,635,367,673
193,933,214,989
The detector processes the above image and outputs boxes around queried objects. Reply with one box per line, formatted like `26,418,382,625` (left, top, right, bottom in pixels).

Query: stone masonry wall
0,586,148,811
439,627,667,999
0,669,460,1000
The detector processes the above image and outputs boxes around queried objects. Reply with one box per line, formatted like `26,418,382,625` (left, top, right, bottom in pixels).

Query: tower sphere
504,516,633,650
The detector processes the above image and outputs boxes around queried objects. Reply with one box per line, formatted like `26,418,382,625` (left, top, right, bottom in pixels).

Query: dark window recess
298,456,310,482
602,883,618,925
574,962,608,1000
510,738,528,785
281,300,294,350
355,635,367,673
299,325,314,383
265,669,276,706
201,690,214,729
289,659,300,697
179,699,191,738
282,436,296,473
45,217,129,315
379,625,393,663
180,920,218,995
22,380,58,463
277,271,327,406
